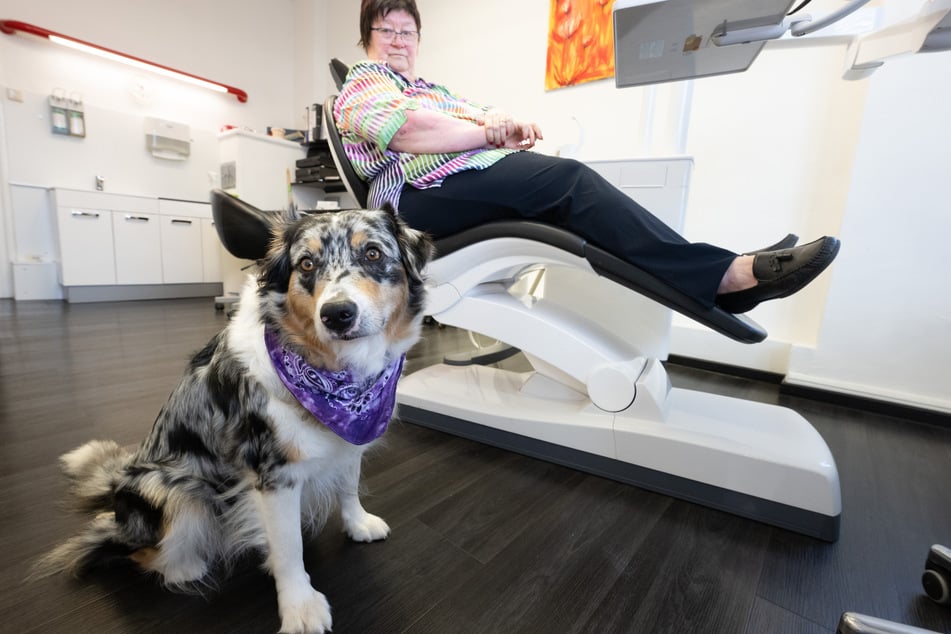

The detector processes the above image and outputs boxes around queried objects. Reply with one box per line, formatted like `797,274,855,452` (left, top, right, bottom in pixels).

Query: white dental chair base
394,223,841,542
398,358,841,542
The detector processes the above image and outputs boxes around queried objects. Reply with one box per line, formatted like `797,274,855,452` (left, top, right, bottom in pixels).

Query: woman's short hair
359,0,421,50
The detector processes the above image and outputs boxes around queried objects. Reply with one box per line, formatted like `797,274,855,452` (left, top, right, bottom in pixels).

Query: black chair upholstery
330,57,349,91
323,95,370,208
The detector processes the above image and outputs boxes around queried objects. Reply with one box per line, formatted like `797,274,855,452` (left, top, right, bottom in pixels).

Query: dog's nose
320,300,358,333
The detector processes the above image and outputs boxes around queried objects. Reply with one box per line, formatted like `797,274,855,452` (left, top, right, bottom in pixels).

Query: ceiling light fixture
0,19,248,102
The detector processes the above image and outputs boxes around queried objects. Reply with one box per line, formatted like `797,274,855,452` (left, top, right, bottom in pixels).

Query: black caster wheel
215,303,225,311
922,544,951,605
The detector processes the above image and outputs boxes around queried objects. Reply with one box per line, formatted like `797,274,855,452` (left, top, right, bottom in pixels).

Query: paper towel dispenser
144,117,190,160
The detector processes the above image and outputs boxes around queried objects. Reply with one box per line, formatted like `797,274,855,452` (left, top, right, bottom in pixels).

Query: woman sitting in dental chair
334,0,840,316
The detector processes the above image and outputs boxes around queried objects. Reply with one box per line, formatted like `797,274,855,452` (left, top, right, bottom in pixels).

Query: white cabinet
53,190,158,287
55,206,116,286
51,190,221,297
201,218,222,283
113,212,163,285
158,199,210,284
160,217,202,283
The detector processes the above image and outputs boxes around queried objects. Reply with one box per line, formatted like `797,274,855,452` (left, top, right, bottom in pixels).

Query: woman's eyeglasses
370,27,419,43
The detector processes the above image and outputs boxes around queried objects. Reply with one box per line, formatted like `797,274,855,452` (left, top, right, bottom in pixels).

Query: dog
33,204,434,633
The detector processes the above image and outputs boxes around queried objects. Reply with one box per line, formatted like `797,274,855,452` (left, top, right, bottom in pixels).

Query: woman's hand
483,109,544,150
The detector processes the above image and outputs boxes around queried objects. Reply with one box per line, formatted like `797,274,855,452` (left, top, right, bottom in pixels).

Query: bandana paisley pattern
264,328,404,445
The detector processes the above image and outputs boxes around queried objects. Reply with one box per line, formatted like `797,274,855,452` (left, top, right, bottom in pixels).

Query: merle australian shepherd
33,204,434,633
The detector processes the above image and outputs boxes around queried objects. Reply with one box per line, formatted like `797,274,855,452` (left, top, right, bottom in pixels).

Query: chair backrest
323,94,370,208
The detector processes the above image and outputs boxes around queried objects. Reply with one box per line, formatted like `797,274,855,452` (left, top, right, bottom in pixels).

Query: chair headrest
330,58,349,91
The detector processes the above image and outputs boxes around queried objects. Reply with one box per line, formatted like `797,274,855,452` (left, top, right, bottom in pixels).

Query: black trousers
398,151,737,306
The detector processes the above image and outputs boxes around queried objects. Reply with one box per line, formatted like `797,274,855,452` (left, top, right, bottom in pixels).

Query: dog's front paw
344,512,390,543
278,586,332,634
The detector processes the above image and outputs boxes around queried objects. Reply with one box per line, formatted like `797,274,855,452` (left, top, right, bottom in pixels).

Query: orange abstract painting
545,0,616,90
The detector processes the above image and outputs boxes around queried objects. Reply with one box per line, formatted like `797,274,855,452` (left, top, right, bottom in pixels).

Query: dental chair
319,83,841,541
209,67,841,541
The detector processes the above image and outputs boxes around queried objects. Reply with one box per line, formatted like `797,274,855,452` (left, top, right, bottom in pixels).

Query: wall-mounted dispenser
50,89,85,137
144,117,190,160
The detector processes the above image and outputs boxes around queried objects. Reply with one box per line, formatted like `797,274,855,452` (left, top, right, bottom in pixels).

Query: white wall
0,66,13,298
295,0,332,133
787,50,951,412
671,6,951,415
325,2,364,95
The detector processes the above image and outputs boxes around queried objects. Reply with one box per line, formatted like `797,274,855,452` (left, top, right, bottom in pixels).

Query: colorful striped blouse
333,60,518,210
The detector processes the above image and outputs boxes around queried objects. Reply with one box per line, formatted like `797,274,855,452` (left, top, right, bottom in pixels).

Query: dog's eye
299,257,315,272
365,247,382,262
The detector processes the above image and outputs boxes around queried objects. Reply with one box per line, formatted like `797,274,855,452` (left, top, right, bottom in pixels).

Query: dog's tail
59,440,131,511
29,440,135,580
29,511,131,580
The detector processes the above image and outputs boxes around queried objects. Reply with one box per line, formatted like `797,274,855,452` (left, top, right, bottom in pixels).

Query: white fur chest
265,395,368,466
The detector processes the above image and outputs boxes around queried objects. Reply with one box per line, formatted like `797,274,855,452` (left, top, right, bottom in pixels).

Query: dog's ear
383,205,434,280
398,222,435,280
258,221,297,294
384,207,435,315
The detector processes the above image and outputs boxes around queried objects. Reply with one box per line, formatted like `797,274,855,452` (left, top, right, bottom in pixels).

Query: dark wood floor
1,297,949,634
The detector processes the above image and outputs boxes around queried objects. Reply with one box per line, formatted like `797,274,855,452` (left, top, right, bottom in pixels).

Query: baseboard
666,356,951,430
666,354,784,385
64,283,223,303
669,322,793,374
779,382,951,429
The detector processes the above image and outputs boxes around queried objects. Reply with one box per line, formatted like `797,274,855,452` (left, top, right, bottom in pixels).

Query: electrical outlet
6,88,24,102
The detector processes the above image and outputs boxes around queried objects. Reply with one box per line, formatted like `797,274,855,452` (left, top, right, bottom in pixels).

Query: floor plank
407,474,671,633
585,501,772,634
745,597,832,634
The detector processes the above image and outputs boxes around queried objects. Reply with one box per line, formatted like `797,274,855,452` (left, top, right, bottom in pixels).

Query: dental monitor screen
613,0,797,88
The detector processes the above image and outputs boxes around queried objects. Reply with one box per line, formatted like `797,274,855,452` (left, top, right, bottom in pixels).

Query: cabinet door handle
125,215,150,222
71,210,100,219
171,219,193,225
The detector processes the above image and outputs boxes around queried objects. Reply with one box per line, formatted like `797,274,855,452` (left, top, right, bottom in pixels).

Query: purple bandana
264,328,404,445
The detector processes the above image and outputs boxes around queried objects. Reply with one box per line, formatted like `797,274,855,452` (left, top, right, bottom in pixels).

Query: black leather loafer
752,233,798,254
716,236,840,314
